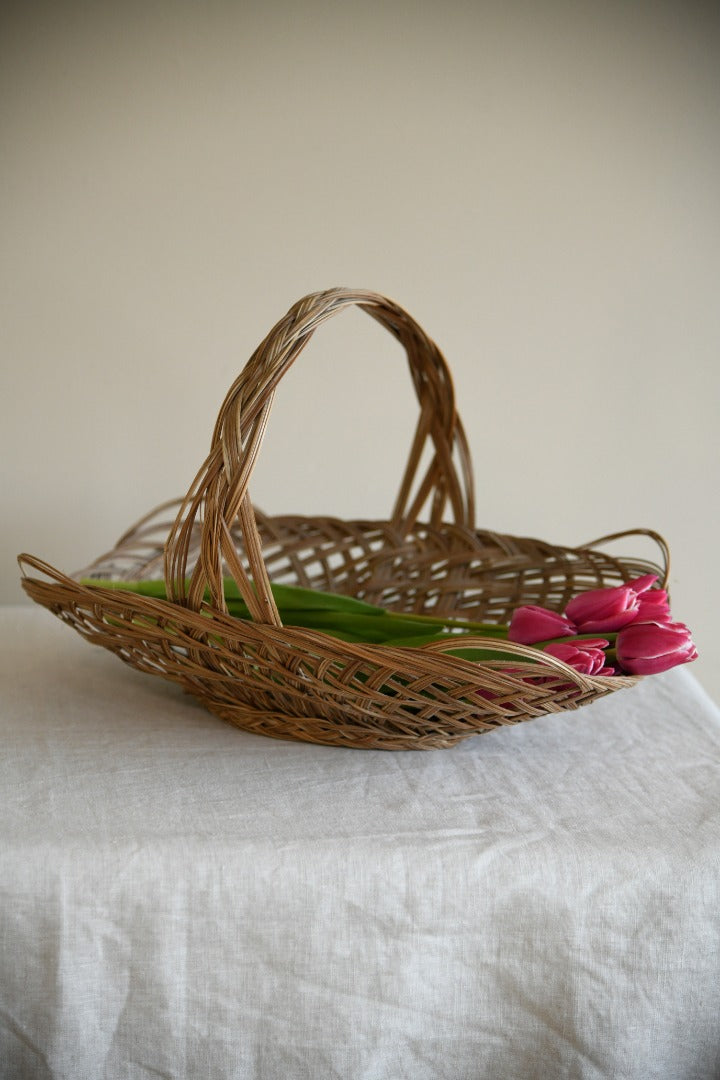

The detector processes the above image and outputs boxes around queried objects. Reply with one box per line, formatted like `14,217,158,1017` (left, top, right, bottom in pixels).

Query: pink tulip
634,588,672,623
563,574,658,633
615,620,698,675
508,605,577,645
543,639,614,676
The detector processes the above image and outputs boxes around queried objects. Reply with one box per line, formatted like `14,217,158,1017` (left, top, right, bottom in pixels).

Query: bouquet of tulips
506,573,697,676
85,572,696,679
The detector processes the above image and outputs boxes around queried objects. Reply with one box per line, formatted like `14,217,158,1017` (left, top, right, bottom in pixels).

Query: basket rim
18,552,641,693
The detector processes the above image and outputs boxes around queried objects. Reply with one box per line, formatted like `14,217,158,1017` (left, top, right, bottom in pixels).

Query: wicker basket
19,288,669,750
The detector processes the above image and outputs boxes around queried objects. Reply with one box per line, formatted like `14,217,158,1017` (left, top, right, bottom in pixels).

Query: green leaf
80,578,511,645
281,611,450,638
81,577,384,615
244,582,384,615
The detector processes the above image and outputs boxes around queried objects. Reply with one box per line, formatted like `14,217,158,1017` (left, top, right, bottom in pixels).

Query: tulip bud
564,575,659,634
615,620,698,675
543,639,613,676
508,605,577,645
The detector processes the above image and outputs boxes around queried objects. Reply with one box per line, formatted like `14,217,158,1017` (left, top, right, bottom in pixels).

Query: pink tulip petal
565,584,639,632
616,619,698,675
628,574,658,594
508,605,577,645
564,576,666,635
569,610,639,634
543,640,609,676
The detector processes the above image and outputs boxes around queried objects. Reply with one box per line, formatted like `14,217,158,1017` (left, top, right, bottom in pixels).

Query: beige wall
2,1,719,701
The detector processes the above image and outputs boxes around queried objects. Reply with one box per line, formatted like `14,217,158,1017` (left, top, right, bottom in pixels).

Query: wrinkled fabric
1,608,719,1080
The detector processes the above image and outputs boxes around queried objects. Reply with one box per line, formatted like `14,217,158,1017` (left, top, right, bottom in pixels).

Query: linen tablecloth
1,606,719,1079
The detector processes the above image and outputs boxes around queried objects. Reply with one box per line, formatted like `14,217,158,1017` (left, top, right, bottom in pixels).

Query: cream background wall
2,1,719,701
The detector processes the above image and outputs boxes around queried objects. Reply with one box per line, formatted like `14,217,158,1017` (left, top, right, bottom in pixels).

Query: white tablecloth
1,607,719,1080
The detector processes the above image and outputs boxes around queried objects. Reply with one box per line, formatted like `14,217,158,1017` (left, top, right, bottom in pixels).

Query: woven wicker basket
19,288,669,750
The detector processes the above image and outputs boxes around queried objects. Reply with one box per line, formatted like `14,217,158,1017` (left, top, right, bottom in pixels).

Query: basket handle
578,528,670,589
164,288,475,624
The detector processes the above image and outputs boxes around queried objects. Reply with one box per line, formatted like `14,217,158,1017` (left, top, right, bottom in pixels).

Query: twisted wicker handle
165,288,475,624
580,528,671,589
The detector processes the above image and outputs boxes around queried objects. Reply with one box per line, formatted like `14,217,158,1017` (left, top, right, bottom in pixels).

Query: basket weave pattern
19,289,668,750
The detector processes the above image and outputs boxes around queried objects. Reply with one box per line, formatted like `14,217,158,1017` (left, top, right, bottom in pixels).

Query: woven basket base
201,704,471,751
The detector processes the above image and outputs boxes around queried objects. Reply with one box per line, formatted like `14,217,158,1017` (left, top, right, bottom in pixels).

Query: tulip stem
533,632,618,649
81,577,510,638
376,610,508,635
